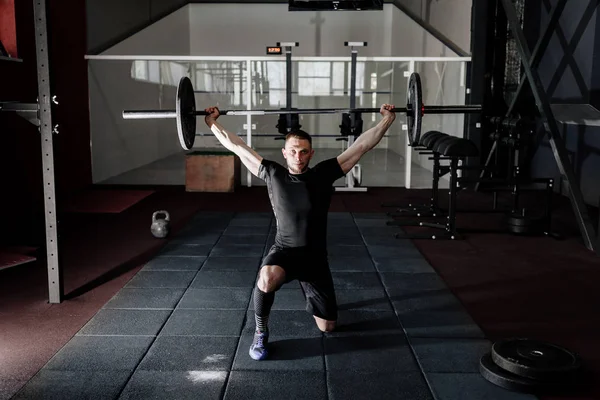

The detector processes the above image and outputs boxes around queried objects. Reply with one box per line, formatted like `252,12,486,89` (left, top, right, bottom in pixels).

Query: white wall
395,0,472,55
189,4,385,57
189,4,447,57
390,5,447,57
89,6,191,183
421,0,472,55
86,0,188,53
103,5,190,56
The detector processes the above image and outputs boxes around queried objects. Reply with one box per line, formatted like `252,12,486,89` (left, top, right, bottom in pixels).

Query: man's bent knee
257,265,286,292
314,316,336,333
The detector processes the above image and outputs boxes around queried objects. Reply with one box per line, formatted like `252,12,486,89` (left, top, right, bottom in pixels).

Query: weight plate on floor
176,76,197,150
507,213,532,227
406,72,422,147
480,353,562,394
508,224,533,235
492,338,581,381
507,213,537,235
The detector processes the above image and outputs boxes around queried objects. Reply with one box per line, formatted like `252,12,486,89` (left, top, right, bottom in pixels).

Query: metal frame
0,102,40,126
543,0,597,102
506,0,567,117
404,61,415,189
500,0,598,252
475,0,567,191
343,43,360,190
393,155,462,241
85,55,472,62
246,61,253,187
335,42,367,192
33,0,63,302
284,44,294,137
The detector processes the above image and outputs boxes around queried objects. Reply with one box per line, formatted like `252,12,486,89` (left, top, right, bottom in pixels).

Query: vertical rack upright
33,0,62,303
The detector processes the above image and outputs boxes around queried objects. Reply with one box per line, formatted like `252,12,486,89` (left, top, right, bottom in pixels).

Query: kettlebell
151,210,170,238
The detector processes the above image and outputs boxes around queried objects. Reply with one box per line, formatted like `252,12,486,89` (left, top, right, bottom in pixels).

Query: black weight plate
406,72,423,146
507,224,532,235
420,130,446,147
480,353,563,394
176,76,196,150
432,136,458,154
492,339,581,381
437,137,462,155
423,133,448,149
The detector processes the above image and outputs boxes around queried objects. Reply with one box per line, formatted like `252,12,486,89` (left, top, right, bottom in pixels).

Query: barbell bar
123,105,480,118
121,73,482,150
193,133,351,138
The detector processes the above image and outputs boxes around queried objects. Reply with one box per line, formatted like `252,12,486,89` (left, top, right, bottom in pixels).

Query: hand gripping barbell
121,73,481,150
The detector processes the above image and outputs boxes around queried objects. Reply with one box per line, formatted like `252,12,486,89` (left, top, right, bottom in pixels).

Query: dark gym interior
1,1,600,399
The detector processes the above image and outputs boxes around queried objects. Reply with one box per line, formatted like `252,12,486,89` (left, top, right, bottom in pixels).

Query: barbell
122,72,481,150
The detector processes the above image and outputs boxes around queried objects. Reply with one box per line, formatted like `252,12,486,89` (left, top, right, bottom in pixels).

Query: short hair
285,129,312,146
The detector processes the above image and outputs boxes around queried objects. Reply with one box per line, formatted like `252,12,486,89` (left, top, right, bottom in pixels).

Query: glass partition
86,56,470,188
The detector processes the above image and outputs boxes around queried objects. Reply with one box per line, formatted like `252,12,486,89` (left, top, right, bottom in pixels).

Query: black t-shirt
258,157,345,250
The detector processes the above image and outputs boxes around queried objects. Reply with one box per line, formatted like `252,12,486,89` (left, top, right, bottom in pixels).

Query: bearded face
282,137,314,174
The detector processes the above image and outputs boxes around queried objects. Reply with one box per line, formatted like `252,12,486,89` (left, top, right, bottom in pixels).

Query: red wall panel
0,0,91,246
0,0,17,57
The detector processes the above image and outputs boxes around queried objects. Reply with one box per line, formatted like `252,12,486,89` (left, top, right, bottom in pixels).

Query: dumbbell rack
383,131,458,231
392,156,463,240
384,129,556,240
383,141,445,220
390,170,557,241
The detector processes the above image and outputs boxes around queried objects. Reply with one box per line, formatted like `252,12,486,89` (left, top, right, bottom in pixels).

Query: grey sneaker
249,330,269,360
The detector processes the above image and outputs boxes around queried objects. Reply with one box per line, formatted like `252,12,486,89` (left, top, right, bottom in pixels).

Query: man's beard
287,160,309,174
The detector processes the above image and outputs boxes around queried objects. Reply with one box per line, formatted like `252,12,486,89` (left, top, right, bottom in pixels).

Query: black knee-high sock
254,287,275,333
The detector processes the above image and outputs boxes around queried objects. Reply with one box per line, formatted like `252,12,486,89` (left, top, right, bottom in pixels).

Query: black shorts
262,245,337,321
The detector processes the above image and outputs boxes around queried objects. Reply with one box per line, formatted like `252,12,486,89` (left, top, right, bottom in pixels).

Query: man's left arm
336,104,396,174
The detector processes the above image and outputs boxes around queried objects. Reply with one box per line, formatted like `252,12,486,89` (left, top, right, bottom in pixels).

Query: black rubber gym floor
12,211,535,400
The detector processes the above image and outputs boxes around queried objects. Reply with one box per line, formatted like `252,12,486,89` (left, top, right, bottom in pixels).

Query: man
204,105,396,360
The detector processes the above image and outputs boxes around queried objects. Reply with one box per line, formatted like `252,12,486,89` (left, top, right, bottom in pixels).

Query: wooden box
185,151,241,192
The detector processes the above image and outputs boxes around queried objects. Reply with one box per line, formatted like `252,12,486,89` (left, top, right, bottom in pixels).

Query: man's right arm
205,107,263,177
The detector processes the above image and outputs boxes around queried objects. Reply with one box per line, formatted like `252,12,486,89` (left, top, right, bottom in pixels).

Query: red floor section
60,188,155,213
1,186,599,399
0,246,36,271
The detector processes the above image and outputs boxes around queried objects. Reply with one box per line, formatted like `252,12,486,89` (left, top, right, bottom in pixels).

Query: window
347,62,365,97
265,61,286,107
298,62,331,96
331,62,346,96
130,61,189,86
297,61,365,97
193,61,246,106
